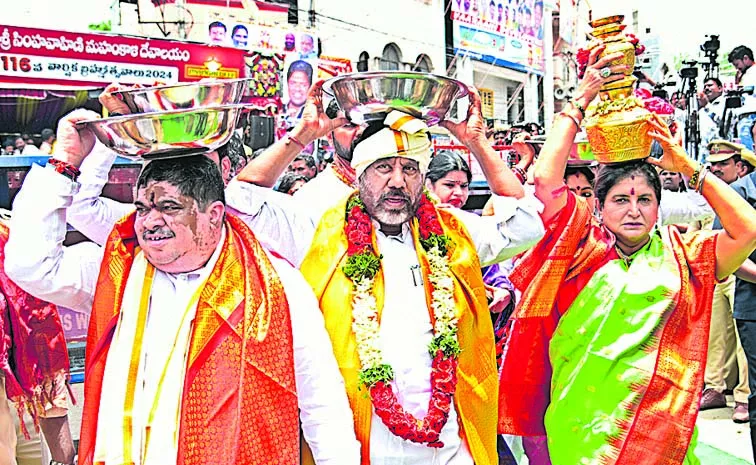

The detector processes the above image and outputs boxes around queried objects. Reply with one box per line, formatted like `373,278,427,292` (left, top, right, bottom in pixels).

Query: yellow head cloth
351,111,432,179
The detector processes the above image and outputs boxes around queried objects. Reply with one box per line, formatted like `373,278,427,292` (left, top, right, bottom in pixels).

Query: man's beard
333,136,355,162
359,178,421,228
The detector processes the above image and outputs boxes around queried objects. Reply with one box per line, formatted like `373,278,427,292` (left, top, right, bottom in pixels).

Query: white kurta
225,179,546,269
292,164,354,225
369,226,472,465
5,164,361,465
94,242,221,465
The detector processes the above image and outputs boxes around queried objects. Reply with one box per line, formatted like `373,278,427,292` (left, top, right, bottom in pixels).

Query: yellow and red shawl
78,213,298,465
300,196,499,465
0,221,69,432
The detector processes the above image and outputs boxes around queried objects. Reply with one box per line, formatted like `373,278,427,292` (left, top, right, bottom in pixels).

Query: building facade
300,0,446,75
447,0,554,127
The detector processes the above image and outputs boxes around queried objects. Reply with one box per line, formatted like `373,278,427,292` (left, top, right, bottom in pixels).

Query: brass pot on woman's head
589,15,637,79
584,15,652,164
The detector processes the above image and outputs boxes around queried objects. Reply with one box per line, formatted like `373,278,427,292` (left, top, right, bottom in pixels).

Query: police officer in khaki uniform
701,139,756,422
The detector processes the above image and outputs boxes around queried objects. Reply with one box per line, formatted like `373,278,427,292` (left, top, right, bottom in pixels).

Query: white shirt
67,142,315,267
369,225,472,465
39,141,53,155
225,179,546,269
21,144,41,155
292,165,355,225
659,189,714,226
741,65,756,89
5,164,361,465
698,108,719,158
704,96,726,128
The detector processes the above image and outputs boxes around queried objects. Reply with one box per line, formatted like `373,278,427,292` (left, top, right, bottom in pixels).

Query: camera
725,86,755,97
680,61,698,79
701,35,720,55
725,86,755,109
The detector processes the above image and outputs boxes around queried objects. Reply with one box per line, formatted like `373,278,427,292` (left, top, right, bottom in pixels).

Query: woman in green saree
497,46,756,465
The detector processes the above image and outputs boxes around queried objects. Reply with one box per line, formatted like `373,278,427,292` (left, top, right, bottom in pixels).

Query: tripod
680,74,701,161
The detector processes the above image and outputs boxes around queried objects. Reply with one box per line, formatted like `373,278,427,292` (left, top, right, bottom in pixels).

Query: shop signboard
451,0,545,74
0,24,246,88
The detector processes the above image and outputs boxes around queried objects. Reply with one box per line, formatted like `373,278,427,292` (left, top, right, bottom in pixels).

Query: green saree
499,193,720,465
546,232,700,464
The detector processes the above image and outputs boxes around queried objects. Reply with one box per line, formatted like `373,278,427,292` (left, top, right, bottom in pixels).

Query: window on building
478,88,495,119
413,54,432,73
357,52,370,72
380,43,402,70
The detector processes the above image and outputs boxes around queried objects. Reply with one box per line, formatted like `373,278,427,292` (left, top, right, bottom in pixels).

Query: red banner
0,24,247,88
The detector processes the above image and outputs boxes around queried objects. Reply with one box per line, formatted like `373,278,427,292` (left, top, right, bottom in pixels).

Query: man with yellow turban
231,81,545,464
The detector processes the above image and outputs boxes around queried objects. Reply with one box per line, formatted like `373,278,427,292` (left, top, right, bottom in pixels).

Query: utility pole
178,0,187,39
308,0,315,28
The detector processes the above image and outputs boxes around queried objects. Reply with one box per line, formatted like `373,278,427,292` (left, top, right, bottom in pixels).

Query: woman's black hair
426,150,472,183
232,24,248,36
564,165,595,185
594,160,662,208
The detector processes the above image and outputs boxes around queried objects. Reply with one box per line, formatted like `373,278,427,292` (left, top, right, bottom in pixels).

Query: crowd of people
0,43,756,465
1,130,55,156
669,45,756,159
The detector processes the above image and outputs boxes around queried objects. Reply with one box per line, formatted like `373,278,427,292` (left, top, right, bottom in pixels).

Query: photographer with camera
730,46,756,88
704,77,726,127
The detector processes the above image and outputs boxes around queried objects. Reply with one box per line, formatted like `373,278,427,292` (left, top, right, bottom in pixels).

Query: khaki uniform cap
707,139,756,166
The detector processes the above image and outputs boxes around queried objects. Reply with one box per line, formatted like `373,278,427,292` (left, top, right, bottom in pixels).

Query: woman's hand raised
573,45,630,109
646,113,698,177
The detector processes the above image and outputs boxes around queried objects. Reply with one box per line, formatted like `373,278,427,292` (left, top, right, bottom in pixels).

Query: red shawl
0,221,70,432
78,213,299,465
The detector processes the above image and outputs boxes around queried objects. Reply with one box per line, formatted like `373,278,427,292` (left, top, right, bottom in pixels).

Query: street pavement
695,395,753,464
67,384,753,463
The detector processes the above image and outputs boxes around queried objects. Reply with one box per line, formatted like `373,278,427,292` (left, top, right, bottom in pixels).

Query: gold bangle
687,163,704,191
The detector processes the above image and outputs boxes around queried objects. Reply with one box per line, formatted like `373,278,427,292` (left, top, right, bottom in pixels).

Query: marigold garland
343,192,460,447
